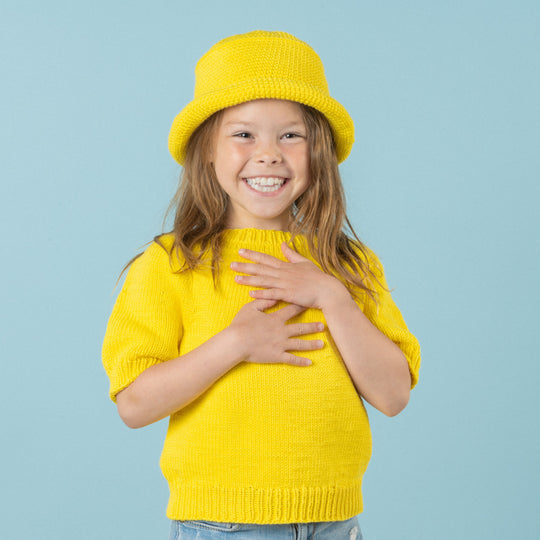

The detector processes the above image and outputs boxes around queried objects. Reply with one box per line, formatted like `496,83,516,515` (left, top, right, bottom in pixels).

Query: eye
233,132,252,139
282,132,305,140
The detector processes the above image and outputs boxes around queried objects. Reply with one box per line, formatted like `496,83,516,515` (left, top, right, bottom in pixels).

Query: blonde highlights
289,106,377,299
162,109,228,274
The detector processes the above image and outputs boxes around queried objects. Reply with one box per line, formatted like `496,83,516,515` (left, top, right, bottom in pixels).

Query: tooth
244,177,286,191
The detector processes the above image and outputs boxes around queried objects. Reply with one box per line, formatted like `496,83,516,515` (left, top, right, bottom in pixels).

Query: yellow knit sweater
102,229,420,524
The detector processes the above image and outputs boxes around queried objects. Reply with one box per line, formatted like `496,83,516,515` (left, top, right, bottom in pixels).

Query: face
212,99,310,230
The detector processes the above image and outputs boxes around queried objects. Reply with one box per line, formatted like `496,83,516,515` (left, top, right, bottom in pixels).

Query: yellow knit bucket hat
168,30,354,165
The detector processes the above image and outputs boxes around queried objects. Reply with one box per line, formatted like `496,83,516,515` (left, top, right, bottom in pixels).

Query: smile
243,177,288,193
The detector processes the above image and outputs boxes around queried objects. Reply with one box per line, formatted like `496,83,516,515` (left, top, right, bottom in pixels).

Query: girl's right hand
229,299,324,367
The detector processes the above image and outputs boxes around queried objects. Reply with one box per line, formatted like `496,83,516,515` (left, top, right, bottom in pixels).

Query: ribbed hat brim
168,80,354,165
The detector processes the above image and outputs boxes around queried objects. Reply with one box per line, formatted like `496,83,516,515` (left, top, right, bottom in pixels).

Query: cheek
294,143,310,166
215,144,248,172
294,148,310,180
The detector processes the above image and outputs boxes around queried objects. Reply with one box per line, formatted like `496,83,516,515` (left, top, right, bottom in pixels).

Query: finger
249,288,280,298
235,274,281,288
287,338,325,351
249,298,279,312
275,303,307,321
231,261,280,277
281,242,308,263
249,288,310,306
238,249,284,268
286,322,325,337
280,353,313,367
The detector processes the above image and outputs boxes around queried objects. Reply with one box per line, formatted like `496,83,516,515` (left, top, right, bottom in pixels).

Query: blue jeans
169,516,362,539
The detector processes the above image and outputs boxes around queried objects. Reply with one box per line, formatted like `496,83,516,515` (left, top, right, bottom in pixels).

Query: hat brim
168,79,354,165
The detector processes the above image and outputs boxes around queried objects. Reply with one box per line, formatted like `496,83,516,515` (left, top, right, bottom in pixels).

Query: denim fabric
169,516,362,539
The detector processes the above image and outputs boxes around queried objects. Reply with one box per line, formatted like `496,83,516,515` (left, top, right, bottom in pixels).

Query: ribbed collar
220,228,310,258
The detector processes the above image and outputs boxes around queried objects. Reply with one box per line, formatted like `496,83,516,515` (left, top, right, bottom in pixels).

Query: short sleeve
361,253,421,389
102,240,183,402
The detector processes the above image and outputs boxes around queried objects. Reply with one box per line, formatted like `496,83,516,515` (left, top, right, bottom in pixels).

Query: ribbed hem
166,482,363,524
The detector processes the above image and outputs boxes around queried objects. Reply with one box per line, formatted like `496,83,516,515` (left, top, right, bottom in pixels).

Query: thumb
281,242,307,263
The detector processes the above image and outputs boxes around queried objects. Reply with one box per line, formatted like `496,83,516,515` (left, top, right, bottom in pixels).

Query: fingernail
317,323,325,331
317,340,324,348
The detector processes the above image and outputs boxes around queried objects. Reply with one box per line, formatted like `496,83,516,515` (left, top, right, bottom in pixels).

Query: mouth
243,176,289,193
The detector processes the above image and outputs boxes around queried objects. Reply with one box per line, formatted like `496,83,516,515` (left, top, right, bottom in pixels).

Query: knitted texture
168,31,355,165
102,229,421,523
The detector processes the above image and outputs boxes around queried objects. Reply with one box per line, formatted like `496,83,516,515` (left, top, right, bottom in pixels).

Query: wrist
220,324,249,367
319,277,353,312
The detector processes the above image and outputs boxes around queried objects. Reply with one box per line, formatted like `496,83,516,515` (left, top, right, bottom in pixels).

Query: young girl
103,31,420,540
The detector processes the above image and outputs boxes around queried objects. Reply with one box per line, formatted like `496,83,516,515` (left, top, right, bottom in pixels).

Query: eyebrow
222,121,255,128
222,120,305,129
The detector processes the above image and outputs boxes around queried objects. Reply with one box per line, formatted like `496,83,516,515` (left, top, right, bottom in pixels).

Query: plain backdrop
1,1,539,539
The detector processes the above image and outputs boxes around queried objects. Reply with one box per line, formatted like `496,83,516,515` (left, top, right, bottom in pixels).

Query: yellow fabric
168,31,355,165
102,229,421,523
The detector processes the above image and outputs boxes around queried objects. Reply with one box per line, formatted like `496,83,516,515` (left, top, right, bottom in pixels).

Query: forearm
231,244,412,415
322,287,411,417
115,297,321,428
116,327,242,428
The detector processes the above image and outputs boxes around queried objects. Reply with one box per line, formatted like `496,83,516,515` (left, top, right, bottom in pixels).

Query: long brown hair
144,103,379,300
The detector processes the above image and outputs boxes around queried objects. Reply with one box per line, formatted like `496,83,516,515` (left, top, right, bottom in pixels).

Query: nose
255,140,283,165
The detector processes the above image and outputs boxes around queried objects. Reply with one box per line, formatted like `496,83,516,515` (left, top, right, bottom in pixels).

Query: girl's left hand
231,242,348,310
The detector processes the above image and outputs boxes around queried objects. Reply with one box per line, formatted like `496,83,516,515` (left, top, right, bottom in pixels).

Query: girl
103,31,421,540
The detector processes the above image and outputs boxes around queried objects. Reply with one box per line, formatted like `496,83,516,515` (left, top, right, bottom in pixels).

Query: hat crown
194,31,330,99
169,30,354,165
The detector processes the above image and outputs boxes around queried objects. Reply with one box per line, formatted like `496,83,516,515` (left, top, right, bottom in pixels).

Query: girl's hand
229,299,324,367
231,243,349,310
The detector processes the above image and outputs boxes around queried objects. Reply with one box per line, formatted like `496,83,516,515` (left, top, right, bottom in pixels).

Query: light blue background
1,1,538,539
